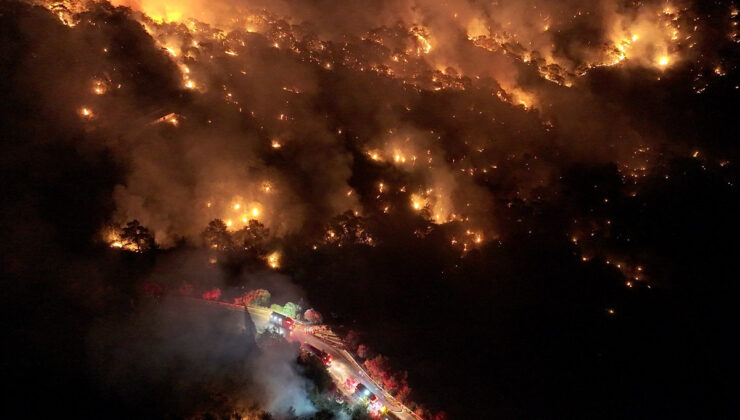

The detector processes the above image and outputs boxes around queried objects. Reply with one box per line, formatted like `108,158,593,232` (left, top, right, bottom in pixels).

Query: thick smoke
14,0,734,249
89,295,317,418
2,0,739,417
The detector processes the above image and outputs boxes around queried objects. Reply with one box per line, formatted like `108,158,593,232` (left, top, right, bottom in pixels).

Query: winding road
197,299,420,420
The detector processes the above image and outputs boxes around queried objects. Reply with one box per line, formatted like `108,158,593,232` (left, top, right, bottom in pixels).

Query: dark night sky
1,0,739,418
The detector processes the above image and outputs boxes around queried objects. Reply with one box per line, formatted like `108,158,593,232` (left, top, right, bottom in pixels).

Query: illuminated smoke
24,0,738,254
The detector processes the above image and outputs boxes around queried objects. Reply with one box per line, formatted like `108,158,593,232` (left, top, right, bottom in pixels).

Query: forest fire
4,0,739,419
267,252,280,269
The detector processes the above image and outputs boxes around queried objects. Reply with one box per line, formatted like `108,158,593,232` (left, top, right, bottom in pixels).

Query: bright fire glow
267,252,280,269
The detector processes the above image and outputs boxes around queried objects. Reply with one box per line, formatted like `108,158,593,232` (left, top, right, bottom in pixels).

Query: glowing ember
267,252,280,269
411,27,433,54
92,80,106,95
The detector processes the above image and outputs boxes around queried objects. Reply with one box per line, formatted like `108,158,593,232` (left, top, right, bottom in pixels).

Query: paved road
197,300,420,420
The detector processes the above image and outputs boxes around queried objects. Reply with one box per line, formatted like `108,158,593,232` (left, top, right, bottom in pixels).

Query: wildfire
105,229,140,252
138,3,185,24
411,27,433,55
410,194,427,211
92,80,106,95
40,0,715,277
367,150,382,161
267,252,280,269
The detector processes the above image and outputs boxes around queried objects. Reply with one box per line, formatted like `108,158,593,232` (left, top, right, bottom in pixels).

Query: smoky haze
1,0,739,418
12,0,732,248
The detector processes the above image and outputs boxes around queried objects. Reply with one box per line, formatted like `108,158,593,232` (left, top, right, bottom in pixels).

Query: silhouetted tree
324,211,373,246
356,344,369,359
203,219,233,250
233,219,270,256
344,330,361,352
120,219,155,252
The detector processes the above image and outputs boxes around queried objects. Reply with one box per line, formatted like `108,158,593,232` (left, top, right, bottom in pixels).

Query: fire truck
269,311,294,335
303,343,332,366
354,383,377,403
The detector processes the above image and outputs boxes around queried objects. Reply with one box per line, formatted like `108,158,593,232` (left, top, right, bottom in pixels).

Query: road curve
193,299,421,420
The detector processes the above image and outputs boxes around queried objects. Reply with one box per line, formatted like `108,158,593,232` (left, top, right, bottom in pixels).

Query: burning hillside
1,0,739,418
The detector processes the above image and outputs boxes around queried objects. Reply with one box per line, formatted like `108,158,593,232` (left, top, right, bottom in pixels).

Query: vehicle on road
303,343,332,366
269,311,294,335
354,383,377,403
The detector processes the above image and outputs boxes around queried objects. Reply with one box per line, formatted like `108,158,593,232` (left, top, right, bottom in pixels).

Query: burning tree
323,210,374,246
119,219,155,252
233,219,270,257
203,219,233,250
202,219,277,270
